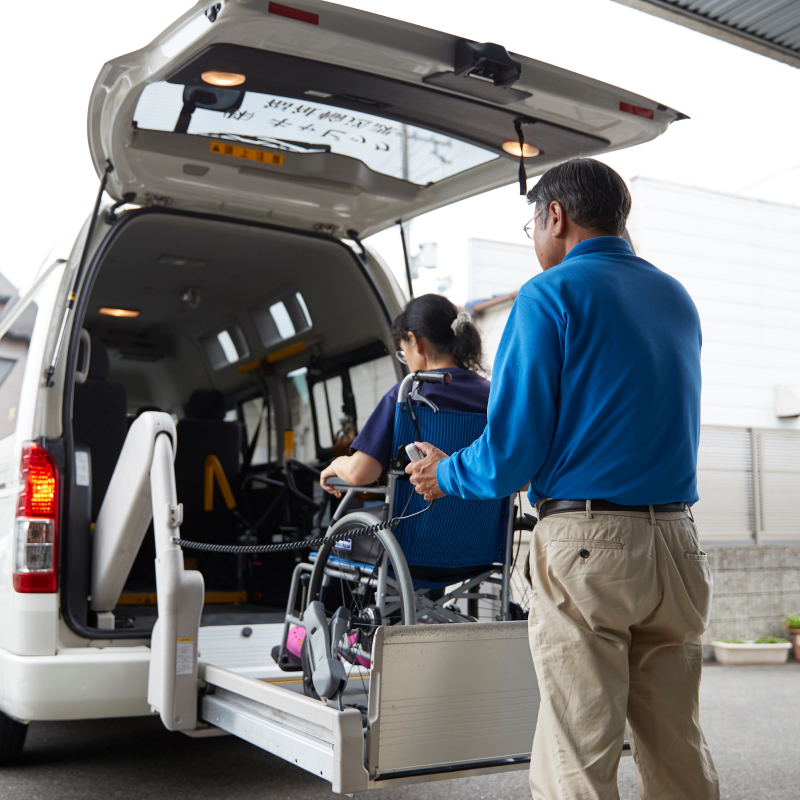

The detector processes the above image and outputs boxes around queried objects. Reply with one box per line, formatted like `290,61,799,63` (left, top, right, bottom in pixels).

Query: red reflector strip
619,102,654,120
268,2,319,25
14,571,57,593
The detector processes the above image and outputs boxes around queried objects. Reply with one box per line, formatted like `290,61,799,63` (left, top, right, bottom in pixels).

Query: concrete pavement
1,663,797,799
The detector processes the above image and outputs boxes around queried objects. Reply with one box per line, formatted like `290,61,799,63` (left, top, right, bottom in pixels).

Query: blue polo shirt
351,368,491,469
437,237,702,506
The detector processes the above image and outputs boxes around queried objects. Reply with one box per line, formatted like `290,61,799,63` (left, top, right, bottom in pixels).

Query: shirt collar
562,236,632,263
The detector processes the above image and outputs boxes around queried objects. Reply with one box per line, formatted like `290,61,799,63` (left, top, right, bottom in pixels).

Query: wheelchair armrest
325,477,389,495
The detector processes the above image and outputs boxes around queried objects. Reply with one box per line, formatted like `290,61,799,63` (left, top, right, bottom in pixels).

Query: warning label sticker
176,639,194,675
334,539,352,551
209,141,284,165
75,451,90,487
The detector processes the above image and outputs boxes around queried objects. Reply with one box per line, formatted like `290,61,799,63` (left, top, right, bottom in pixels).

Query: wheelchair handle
397,370,451,403
415,370,451,384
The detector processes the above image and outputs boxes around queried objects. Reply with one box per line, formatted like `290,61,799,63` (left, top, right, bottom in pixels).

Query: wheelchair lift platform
90,411,545,794
197,621,537,794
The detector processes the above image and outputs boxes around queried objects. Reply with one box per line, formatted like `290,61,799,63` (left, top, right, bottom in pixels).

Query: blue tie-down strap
390,404,507,577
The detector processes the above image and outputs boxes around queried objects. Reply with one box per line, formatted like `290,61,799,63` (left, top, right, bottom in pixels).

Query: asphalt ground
1,663,797,800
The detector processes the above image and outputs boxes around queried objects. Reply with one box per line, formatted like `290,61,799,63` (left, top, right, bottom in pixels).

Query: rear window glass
133,82,498,186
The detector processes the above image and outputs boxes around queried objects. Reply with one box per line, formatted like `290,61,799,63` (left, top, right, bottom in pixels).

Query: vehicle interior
64,210,401,636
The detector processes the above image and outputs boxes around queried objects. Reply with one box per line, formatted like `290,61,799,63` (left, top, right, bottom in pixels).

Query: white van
0,0,681,791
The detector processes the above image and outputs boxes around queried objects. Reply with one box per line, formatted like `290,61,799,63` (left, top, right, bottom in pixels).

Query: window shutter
694,427,754,542
755,430,800,540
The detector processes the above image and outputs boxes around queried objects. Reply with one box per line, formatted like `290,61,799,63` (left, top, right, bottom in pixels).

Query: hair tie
451,310,472,336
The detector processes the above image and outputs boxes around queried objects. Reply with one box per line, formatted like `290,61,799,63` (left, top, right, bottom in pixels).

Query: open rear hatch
88,0,685,237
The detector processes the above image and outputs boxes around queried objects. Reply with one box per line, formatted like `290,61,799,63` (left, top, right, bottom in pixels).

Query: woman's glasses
395,349,407,365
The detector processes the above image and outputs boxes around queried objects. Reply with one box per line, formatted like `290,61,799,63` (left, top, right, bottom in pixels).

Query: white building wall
467,239,538,304
627,178,800,432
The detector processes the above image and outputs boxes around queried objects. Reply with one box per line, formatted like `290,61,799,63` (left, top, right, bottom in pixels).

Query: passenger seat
175,389,242,522
73,335,128,520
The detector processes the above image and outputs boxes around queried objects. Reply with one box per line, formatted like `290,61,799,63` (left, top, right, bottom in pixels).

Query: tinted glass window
134,83,497,186
250,291,312,349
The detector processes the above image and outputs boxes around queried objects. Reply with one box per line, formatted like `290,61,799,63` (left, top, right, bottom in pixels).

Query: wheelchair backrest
390,403,507,574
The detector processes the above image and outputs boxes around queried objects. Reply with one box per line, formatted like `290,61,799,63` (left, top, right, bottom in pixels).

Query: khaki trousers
525,508,720,800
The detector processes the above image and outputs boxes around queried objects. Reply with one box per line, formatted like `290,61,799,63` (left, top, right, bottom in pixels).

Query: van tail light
13,442,59,593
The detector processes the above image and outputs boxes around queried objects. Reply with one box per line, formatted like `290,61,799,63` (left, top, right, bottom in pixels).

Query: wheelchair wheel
305,511,417,664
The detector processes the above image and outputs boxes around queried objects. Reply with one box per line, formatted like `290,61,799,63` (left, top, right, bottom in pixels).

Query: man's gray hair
526,158,632,237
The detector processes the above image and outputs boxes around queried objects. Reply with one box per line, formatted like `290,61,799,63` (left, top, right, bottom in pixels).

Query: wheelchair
273,371,521,696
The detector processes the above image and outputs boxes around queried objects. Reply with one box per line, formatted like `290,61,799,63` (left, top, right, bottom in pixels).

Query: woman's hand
320,452,383,499
320,458,345,498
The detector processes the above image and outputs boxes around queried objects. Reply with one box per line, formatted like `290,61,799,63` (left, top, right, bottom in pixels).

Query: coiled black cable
172,501,434,555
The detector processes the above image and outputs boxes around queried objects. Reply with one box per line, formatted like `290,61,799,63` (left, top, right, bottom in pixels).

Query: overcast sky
3,0,799,294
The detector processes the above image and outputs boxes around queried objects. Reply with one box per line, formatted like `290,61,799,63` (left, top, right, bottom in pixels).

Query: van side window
241,396,278,466
308,356,396,459
287,368,315,463
350,355,396,428
312,376,344,451
0,300,38,441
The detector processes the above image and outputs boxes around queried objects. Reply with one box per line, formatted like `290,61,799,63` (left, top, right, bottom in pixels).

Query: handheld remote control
405,443,423,462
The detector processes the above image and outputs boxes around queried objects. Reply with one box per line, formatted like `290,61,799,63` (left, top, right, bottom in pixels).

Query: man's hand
405,441,447,501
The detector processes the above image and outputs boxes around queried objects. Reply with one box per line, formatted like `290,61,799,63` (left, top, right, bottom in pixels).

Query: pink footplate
285,624,370,668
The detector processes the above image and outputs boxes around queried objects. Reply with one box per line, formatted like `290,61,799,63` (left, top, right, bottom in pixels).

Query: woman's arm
320,451,383,497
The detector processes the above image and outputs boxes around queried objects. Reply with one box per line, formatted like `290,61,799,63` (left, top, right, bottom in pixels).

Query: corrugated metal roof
612,0,800,68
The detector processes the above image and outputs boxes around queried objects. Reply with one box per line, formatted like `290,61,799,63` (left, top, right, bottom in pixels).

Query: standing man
406,158,719,800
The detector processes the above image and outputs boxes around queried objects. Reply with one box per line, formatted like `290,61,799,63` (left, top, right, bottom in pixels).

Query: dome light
502,140,540,158
99,307,140,318
201,71,246,87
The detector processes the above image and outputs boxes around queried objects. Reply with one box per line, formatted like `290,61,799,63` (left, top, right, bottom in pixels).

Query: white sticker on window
176,639,194,675
75,451,90,487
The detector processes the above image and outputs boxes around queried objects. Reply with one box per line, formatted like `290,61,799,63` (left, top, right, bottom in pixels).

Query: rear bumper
0,646,152,721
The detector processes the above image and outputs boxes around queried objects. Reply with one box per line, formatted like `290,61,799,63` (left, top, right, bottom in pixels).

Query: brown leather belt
538,499,688,520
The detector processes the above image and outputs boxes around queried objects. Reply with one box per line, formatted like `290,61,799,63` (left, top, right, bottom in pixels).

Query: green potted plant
784,615,800,660
711,637,792,665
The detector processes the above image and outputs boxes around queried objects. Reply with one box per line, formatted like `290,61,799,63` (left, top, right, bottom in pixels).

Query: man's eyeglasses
522,208,544,240
395,349,407,365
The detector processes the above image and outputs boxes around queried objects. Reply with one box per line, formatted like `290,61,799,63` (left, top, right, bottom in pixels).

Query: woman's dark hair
526,157,631,237
391,294,484,374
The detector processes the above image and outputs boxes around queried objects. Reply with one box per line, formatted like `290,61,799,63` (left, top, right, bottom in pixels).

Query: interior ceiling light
502,140,540,158
99,307,140,318
201,71,246,87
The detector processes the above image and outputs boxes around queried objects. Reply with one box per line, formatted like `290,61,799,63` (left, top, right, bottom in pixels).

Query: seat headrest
135,405,163,419
87,335,110,381
185,389,226,421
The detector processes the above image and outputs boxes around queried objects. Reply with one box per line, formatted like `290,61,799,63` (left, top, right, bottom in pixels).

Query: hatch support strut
397,220,414,299
45,161,113,387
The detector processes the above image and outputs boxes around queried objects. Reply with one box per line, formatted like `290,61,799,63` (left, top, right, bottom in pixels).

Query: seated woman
320,294,489,496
